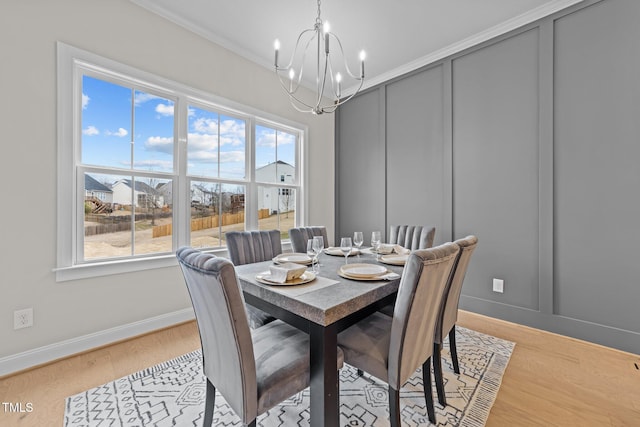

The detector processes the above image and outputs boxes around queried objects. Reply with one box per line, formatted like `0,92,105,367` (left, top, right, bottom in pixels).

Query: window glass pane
219,183,246,245
255,126,297,184
84,172,132,260
190,181,246,248
81,76,132,168
276,130,296,180
257,186,296,237
219,115,246,179
133,177,173,256
187,106,219,178
255,125,277,182
133,90,174,173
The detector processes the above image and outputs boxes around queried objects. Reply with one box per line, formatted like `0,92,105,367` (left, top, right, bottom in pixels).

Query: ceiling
130,0,582,94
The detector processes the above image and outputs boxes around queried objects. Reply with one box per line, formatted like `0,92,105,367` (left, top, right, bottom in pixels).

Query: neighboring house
111,179,165,209
157,181,173,208
256,160,295,214
84,174,113,205
191,183,217,208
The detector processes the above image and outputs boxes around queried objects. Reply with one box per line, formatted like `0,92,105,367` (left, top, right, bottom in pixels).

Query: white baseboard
0,308,195,377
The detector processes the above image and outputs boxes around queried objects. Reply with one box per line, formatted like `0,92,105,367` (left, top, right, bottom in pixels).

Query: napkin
377,244,409,255
268,263,306,283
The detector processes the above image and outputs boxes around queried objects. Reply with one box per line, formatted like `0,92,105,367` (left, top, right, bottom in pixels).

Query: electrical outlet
492,278,504,293
14,308,33,330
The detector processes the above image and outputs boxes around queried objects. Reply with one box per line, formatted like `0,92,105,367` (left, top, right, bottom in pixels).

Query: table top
235,251,404,326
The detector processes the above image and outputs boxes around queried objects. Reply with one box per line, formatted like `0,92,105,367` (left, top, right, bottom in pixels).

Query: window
57,43,306,281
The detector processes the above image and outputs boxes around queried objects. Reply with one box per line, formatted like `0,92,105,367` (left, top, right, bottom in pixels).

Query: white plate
255,271,316,286
273,253,313,265
338,263,388,278
324,247,360,256
378,254,409,266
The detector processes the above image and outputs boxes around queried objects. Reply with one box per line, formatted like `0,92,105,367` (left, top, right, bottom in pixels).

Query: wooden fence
152,209,270,238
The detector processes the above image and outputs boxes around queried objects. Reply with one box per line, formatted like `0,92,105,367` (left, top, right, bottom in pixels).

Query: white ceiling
130,0,582,94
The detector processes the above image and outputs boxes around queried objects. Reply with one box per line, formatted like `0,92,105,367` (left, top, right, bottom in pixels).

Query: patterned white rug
64,326,513,426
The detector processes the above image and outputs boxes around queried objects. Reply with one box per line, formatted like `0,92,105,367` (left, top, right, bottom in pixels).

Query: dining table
234,248,405,427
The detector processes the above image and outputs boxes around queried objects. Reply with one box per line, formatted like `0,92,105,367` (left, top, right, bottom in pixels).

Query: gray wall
335,0,640,354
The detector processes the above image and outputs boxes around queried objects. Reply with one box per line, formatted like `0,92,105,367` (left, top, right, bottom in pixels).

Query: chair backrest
436,235,478,343
389,225,436,250
289,226,329,253
388,242,459,388
176,247,258,421
226,230,283,266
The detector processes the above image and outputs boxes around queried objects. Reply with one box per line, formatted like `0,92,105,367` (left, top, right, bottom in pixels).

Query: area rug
64,326,514,426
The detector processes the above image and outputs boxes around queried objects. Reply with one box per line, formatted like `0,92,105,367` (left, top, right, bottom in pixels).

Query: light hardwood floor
1,311,638,426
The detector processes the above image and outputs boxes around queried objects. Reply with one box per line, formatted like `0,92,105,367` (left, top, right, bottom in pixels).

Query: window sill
55,249,223,282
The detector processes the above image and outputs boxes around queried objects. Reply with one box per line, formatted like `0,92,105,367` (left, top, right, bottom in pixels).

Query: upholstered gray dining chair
337,242,460,426
225,230,282,328
432,235,478,407
389,225,436,250
289,226,329,253
176,247,343,427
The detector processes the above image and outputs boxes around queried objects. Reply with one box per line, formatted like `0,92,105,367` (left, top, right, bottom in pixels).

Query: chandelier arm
330,34,361,79
320,76,364,114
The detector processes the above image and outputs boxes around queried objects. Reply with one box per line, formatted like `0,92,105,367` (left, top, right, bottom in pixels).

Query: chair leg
432,342,447,406
389,386,401,427
422,358,436,425
203,379,216,427
246,421,256,427
449,327,460,374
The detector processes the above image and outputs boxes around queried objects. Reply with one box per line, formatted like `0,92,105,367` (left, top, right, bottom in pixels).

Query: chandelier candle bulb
336,72,342,98
274,39,280,67
324,21,330,54
360,50,366,78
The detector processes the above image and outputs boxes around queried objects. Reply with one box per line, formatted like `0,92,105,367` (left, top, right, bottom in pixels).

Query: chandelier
274,0,366,115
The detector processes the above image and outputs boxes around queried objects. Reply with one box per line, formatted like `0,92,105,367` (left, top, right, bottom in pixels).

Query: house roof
85,174,112,193
256,160,293,171
117,179,162,195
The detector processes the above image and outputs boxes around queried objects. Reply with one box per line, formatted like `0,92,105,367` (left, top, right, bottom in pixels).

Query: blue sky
82,75,296,181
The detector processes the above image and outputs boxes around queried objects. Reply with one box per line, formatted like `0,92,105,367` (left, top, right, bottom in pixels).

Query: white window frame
56,43,307,281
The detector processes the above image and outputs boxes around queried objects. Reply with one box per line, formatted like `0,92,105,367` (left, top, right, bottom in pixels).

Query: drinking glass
307,239,317,272
353,231,363,257
340,237,352,265
312,236,324,271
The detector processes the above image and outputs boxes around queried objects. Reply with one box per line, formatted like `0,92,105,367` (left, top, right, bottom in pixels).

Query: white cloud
134,92,162,106
155,103,174,117
192,117,218,134
82,93,90,110
82,125,99,136
145,136,173,154
220,150,245,163
106,128,129,137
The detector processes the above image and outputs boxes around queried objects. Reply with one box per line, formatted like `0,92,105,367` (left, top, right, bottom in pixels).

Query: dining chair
289,226,329,253
225,230,282,328
432,235,478,407
176,247,344,427
337,242,460,426
389,225,436,250
374,225,436,319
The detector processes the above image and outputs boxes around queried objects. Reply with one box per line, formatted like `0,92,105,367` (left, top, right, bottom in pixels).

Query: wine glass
340,237,352,265
353,231,363,258
371,231,381,253
307,239,317,272
312,236,324,271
